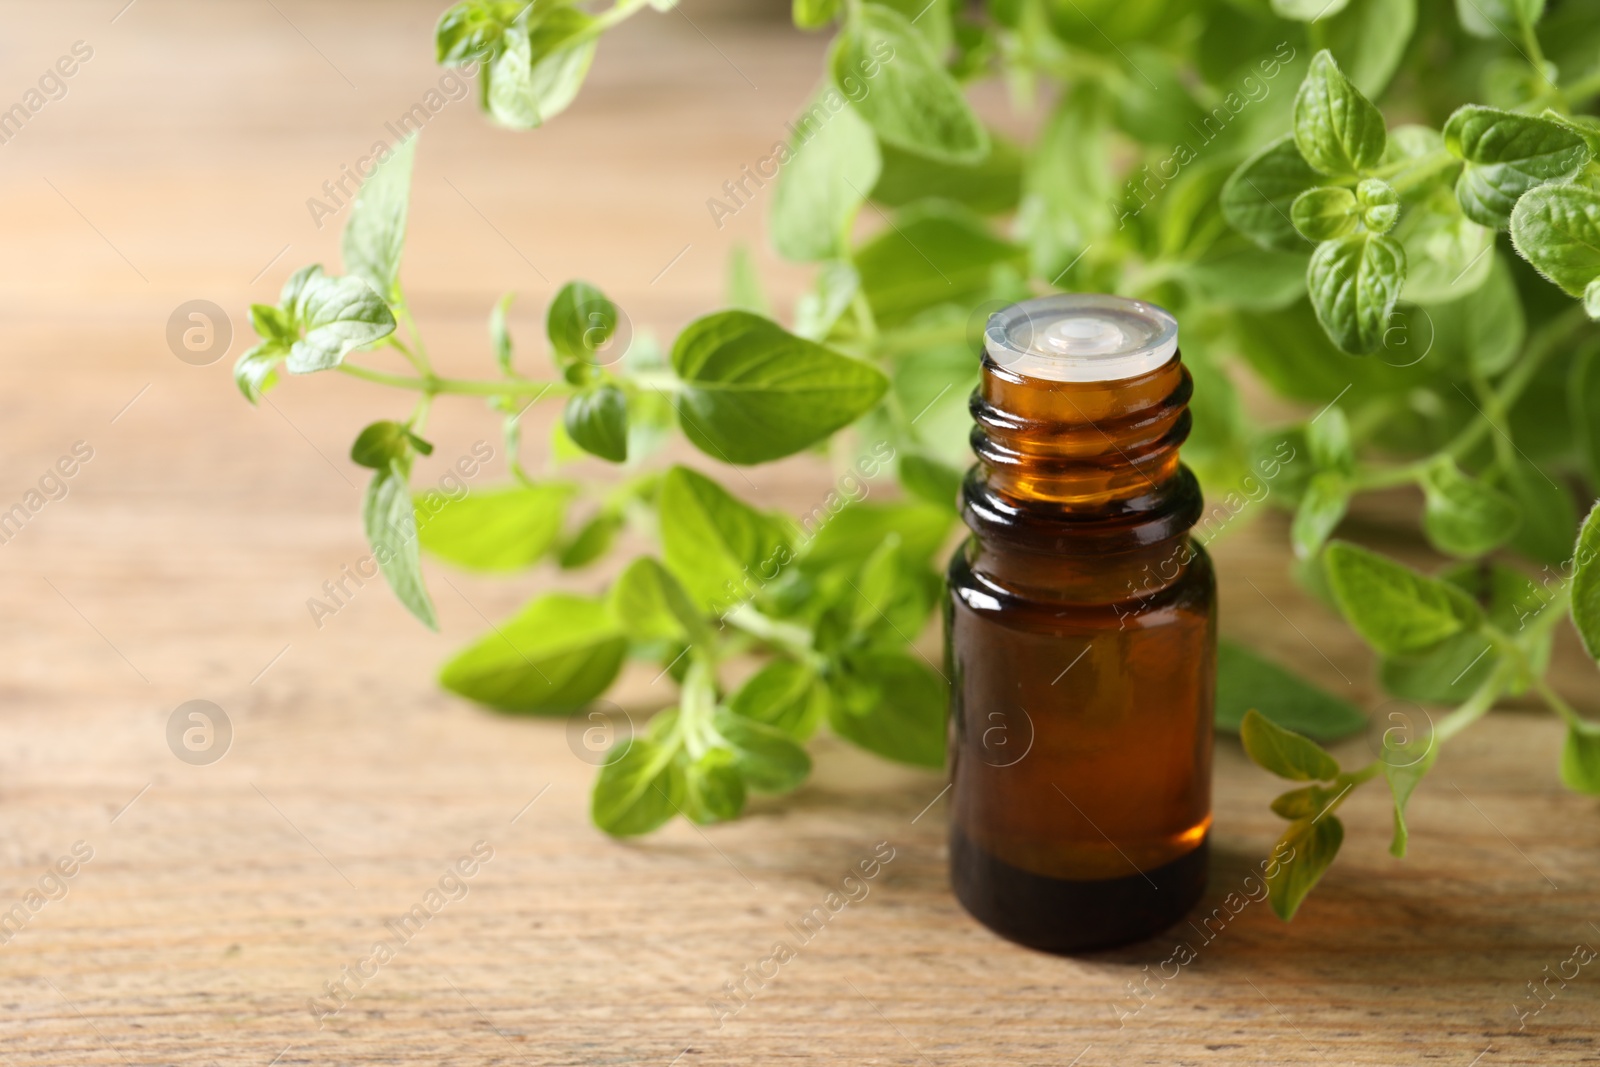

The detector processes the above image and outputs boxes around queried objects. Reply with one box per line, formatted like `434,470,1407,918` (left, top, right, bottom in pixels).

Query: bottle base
950,824,1209,955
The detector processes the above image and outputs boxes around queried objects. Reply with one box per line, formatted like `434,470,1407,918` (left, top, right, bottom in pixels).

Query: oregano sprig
236,0,1600,921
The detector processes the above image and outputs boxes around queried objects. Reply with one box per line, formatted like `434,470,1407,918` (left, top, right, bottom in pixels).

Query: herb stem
1347,460,1428,491
1435,665,1512,744
723,605,819,666
394,301,435,376
1532,674,1594,732
1446,304,1589,460
1385,152,1461,195
1564,67,1600,106
337,362,575,398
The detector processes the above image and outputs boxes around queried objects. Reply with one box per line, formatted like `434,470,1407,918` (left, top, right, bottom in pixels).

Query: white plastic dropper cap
984,294,1178,383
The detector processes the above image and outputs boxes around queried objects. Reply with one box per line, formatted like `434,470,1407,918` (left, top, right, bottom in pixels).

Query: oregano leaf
1240,709,1342,782
670,311,888,464
1222,135,1326,252
1267,815,1344,920
1572,501,1600,664
1307,231,1406,354
1445,106,1589,229
1323,540,1484,655
1293,50,1387,178
1511,183,1600,298
342,134,417,302
831,2,988,164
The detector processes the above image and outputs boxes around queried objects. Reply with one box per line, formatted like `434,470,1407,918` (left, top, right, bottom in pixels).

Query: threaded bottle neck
970,353,1193,508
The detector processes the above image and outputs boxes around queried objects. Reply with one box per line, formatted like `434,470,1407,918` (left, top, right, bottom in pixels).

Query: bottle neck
971,353,1192,506
962,352,1203,593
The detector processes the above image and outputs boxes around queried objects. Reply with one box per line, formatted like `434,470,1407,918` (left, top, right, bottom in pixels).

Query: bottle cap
984,294,1178,383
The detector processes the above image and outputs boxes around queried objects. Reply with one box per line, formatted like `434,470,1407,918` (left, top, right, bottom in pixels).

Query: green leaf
899,453,964,513
1505,458,1577,566
1267,815,1344,920
363,460,438,630
1394,189,1493,304
1463,253,1525,376
1383,729,1438,857
592,738,684,836
1307,231,1406,354
1240,709,1342,781
233,341,285,403
1291,471,1350,560
728,659,829,739
871,136,1024,216
1446,106,1590,229
1273,0,1350,18
845,536,938,648
1455,0,1547,39
1215,641,1366,741
1307,407,1354,471
1020,83,1113,279
683,748,747,824
563,384,629,463
1379,560,1545,702
1109,45,1209,147
1324,540,1483,655
1292,187,1359,242
1573,345,1600,487
547,281,619,370
287,269,398,373
1270,783,1344,820
1356,177,1399,234
1380,631,1499,702
1573,501,1600,663
350,421,411,470
658,465,792,611
671,311,888,464
831,2,987,164
342,135,416,302
711,708,812,793
1180,245,1311,311
827,651,946,768
1222,135,1326,252
435,0,522,64
439,594,627,713
1419,457,1521,557
558,510,624,569
489,292,515,375
608,556,708,646
1560,723,1600,795
770,93,880,262
1510,183,1600,297
484,9,597,130
793,261,861,342
250,302,293,346
1588,279,1600,320
416,482,573,572
800,500,954,569
793,0,842,29
726,244,769,316
1320,0,1418,99
1292,50,1387,178
854,203,1025,326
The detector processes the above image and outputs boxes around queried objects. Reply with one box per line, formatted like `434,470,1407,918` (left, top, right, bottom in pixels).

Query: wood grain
0,2,1597,1063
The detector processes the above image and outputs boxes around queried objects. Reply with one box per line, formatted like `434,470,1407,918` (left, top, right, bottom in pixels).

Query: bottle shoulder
948,534,1215,621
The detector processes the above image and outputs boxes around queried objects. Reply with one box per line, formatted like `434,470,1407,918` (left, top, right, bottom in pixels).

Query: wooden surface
2,3,1598,1063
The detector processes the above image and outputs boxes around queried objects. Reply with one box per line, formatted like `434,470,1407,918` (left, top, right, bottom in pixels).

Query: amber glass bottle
945,294,1215,954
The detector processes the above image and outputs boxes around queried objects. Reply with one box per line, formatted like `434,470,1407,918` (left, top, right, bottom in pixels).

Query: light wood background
1,2,1597,1063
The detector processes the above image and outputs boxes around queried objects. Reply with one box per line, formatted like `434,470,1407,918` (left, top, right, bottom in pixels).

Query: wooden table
1,2,1597,1063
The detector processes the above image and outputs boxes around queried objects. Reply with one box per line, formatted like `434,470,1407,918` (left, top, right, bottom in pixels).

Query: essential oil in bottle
945,293,1215,954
